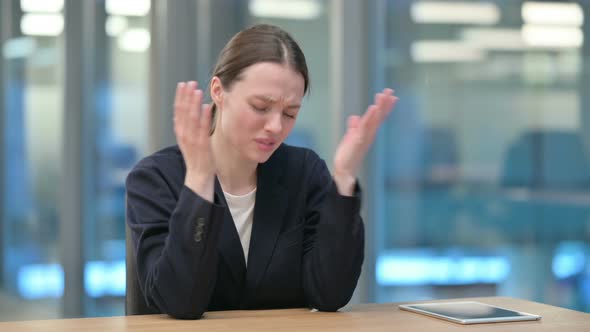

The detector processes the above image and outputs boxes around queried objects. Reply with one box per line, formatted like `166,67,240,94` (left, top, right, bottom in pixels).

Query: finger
373,92,383,107
174,82,187,130
174,82,185,109
376,92,397,123
188,89,203,125
360,105,379,134
347,115,361,129
175,82,186,113
182,81,197,108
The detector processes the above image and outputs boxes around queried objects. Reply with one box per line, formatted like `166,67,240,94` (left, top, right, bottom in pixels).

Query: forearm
132,186,225,319
332,171,356,197
302,185,365,311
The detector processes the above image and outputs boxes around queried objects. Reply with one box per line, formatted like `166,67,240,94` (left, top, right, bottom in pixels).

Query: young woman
126,24,397,319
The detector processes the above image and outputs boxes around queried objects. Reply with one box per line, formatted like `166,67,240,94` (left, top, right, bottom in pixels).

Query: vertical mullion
61,0,101,318
329,0,369,304
148,0,246,152
367,0,387,303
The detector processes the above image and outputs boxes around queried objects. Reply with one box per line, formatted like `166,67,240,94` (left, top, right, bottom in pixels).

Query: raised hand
332,88,398,196
174,81,215,201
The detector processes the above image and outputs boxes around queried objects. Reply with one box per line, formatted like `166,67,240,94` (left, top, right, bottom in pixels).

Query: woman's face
213,62,305,164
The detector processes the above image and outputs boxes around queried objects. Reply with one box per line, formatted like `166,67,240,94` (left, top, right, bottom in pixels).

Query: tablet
399,301,542,325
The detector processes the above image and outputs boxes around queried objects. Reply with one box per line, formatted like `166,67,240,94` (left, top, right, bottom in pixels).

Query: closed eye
251,104,269,113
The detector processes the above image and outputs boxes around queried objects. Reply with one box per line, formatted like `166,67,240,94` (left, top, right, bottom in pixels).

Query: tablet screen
399,301,541,324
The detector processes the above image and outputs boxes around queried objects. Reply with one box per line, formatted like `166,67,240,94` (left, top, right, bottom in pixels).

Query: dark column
61,0,108,318
148,0,247,152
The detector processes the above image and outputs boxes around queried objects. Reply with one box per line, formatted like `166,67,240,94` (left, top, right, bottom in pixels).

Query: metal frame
61,0,108,318
329,0,370,304
148,0,247,152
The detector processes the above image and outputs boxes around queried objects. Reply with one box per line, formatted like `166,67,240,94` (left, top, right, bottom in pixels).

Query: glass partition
371,0,590,312
1,0,64,320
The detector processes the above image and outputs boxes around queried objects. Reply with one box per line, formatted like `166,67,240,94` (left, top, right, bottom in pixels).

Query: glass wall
83,0,151,317
371,0,590,312
1,0,589,322
0,0,151,319
1,0,64,320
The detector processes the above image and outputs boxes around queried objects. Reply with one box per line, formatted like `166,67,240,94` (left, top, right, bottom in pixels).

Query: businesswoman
126,24,398,319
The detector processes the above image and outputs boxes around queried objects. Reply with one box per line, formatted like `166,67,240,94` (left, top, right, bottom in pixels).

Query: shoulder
126,145,185,188
132,145,184,171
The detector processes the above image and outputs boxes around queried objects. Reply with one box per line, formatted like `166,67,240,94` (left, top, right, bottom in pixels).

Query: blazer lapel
245,150,288,291
215,177,247,284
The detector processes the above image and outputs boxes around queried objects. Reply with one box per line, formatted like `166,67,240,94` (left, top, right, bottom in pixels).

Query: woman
126,24,397,319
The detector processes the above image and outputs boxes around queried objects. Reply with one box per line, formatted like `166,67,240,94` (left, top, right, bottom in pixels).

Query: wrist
333,171,356,197
185,172,215,202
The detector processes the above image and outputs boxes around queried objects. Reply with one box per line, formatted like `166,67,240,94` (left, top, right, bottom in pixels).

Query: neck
211,129,258,195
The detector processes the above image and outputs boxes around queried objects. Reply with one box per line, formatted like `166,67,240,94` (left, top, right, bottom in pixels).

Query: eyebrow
251,95,301,110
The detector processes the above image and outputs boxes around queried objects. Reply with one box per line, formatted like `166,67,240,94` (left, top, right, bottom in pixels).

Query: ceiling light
106,0,151,16
522,2,584,27
20,0,63,13
522,25,583,49
106,16,129,37
461,28,526,51
20,14,64,36
411,40,485,63
249,0,321,20
411,1,500,25
117,28,150,52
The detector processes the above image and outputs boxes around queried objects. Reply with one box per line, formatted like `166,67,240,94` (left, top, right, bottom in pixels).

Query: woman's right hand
174,81,215,202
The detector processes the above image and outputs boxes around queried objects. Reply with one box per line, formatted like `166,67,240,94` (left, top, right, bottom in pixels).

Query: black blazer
125,144,364,319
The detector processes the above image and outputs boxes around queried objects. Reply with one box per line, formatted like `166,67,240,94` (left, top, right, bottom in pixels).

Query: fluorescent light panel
106,16,129,37
411,40,485,63
249,0,321,20
411,1,500,25
522,25,584,49
117,28,151,52
522,2,584,27
20,13,64,36
106,0,151,16
461,28,526,51
20,0,63,13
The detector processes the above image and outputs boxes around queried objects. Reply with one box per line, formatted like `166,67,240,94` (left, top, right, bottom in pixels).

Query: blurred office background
0,0,589,321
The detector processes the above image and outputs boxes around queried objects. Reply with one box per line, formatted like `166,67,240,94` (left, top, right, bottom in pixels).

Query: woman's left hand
332,88,398,196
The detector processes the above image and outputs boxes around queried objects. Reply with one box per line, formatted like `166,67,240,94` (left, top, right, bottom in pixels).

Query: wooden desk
1,297,588,331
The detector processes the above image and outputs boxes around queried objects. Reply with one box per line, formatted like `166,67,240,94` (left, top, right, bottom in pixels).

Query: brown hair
209,24,309,133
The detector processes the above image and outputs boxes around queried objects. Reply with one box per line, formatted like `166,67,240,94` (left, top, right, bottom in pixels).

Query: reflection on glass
1,12,64,321
82,5,150,317
374,0,590,313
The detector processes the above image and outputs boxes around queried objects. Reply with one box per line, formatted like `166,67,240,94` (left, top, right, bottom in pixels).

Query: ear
210,76,224,108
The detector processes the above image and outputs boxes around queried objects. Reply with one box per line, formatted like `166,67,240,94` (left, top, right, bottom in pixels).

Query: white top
223,187,256,265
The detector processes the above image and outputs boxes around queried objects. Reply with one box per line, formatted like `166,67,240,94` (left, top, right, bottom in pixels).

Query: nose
264,111,282,134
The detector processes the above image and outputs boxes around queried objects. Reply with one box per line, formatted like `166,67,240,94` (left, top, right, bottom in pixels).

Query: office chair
125,219,159,315
501,130,590,189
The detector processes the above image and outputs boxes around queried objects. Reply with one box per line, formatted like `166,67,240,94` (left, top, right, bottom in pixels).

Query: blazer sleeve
301,152,364,311
125,160,226,319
